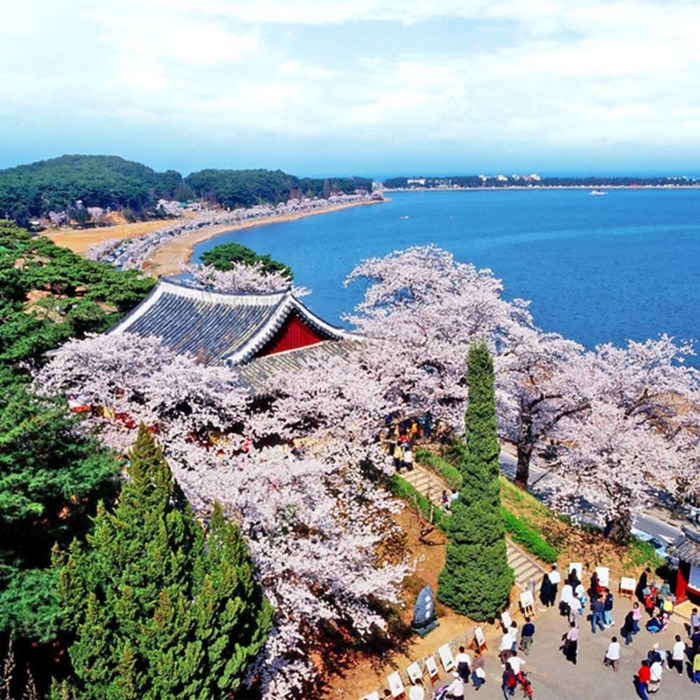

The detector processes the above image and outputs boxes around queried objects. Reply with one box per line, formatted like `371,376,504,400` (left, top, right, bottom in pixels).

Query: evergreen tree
437,343,513,619
55,425,272,698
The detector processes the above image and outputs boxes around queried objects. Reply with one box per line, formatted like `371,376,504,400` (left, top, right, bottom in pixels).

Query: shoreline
384,184,700,192
143,198,382,278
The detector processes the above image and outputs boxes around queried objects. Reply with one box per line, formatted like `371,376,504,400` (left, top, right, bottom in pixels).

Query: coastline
384,184,700,192
143,198,382,278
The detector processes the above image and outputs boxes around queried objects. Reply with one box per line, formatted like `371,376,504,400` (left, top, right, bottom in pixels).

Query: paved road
499,449,684,547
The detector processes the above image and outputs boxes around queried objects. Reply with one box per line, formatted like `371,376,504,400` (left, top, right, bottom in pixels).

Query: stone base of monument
411,618,439,637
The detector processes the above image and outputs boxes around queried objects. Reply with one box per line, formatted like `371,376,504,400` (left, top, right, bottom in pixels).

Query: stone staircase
399,464,547,591
400,465,447,505
506,539,546,591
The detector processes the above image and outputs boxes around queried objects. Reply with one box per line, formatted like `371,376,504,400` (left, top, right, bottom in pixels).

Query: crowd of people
537,561,700,699
397,559,700,700
381,415,433,473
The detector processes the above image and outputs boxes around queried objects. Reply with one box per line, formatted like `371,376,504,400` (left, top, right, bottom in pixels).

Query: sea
193,189,700,364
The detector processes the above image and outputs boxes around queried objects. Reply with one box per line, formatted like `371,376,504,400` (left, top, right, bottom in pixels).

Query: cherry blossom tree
547,336,700,542
182,261,310,296
35,333,407,699
345,245,532,431
495,327,595,489
550,399,675,543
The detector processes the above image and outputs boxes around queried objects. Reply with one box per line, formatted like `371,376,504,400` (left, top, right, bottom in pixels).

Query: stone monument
411,585,438,637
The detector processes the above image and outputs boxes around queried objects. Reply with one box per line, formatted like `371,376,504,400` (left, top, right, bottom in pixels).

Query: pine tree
55,425,272,698
437,343,513,619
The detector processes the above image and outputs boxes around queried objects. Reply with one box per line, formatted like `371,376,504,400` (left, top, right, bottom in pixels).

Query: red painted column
676,560,689,603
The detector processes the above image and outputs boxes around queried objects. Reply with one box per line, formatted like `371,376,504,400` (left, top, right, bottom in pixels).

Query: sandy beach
43,199,381,277
141,199,381,278
43,218,182,257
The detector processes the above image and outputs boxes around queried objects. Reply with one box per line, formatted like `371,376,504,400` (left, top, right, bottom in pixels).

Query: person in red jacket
636,659,651,700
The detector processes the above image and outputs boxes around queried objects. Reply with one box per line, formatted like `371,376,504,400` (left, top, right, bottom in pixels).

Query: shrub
386,474,449,531
500,507,559,563
415,449,463,491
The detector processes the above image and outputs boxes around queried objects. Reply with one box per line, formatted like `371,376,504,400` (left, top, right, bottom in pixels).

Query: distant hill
0,155,185,225
0,155,373,227
184,169,372,209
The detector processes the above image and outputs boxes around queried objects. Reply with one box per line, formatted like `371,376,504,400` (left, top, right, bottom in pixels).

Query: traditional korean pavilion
666,526,700,603
109,278,356,390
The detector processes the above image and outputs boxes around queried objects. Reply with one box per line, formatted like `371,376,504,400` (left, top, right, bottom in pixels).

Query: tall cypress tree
54,425,272,698
437,343,513,619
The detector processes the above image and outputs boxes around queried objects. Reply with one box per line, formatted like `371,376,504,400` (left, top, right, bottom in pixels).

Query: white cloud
1,0,700,170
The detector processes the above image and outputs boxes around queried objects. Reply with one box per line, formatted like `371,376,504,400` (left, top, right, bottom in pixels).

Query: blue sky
3,1,700,178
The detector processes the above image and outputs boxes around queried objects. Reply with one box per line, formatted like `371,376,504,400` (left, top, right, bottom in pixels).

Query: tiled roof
666,526,700,566
109,278,352,367
235,338,360,394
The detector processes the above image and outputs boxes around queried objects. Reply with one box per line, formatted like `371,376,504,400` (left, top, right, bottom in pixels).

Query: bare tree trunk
514,405,534,490
605,510,632,545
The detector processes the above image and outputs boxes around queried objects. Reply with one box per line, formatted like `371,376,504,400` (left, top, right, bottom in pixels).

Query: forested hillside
0,155,186,225
184,168,372,208
0,219,157,691
0,155,373,227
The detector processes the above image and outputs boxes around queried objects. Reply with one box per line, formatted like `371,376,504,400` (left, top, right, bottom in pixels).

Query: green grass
624,537,666,571
415,449,463,490
500,507,559,563
386,474,449,531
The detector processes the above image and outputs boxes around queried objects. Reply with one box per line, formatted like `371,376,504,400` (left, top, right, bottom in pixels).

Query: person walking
636,567,651,602
559,582,573,617
646,643,662,665
636,659,651,700
591,595,606,634
670,634,685,674
508,654,526,677
408,678,426,700
622,609,636,646
501,662,517,700
632,601,642,634
455,646,471,684
692,650,700,684
569,594,582,627
562,621,579,665
520,617,536,655
540,571,553,607
547,564,561,607
445,672,464,698
471,651,486,691
603,588,615,627
498,626,517,665
604,636,621,671
690,607,700,631
649,657,663,694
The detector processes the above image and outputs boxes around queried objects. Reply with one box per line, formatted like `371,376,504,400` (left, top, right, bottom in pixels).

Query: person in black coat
636,567,650,602
540,573,553,606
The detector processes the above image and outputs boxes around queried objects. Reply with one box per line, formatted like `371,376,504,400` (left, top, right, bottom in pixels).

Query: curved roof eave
224,293,358,365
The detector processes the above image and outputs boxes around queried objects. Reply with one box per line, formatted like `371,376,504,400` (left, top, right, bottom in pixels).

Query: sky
3,0,700,178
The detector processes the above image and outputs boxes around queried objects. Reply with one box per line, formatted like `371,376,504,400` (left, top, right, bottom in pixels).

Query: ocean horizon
193,188,700,365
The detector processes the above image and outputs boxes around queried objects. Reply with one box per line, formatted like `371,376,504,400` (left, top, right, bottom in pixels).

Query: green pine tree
55,425,272,698
437,343,513,619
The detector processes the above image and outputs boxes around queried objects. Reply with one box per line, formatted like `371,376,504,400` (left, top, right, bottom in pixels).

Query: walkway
400,464,547,589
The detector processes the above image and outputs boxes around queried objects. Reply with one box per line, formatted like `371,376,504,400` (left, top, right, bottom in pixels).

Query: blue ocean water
193,189,699,362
